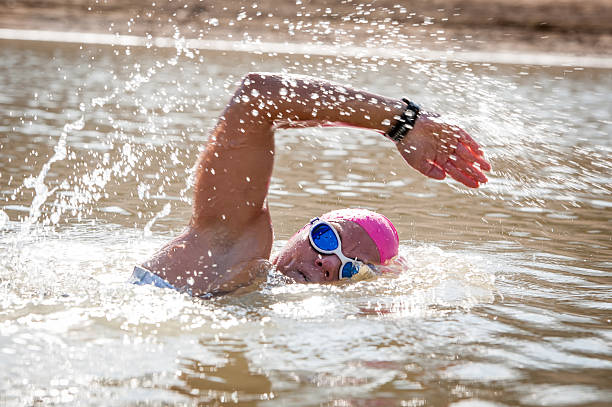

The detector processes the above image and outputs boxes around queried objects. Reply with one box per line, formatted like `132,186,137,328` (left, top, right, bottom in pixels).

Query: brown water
0,39,611,406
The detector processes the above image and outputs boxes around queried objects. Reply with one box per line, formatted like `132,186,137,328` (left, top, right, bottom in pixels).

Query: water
0,38,611,406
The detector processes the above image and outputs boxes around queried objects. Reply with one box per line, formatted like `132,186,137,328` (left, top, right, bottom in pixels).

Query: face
272,219,380,283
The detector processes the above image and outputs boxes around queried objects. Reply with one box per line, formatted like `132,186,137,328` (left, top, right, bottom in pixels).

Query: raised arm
192,72,490,231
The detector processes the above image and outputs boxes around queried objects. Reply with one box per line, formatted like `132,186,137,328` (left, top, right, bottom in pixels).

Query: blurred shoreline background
1,0,611,57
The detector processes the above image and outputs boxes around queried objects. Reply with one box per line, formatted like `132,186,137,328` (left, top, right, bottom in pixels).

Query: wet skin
272,220,380,283
140,73,491,296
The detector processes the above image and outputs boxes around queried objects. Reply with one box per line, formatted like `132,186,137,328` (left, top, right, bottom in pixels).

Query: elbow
240,72,281,96
233,72,267,105
233,72,279,121
243,72,273,86
240,72,268,94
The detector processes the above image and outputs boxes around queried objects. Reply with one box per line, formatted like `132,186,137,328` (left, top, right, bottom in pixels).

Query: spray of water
20,117,84,233
3,2,609,304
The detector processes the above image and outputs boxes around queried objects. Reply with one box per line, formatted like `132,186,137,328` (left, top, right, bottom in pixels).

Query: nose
314,255,338,281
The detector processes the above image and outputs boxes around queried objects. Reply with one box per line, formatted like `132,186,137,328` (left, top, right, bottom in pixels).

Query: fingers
399,121,491,188
455,137,492,171
456,143,490,171
452,127,482,154
443,160,479,188
449,126,491,167
452,154,488,184
420,160,446,180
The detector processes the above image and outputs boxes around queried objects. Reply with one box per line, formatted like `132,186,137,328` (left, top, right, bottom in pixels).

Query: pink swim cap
321,208,399,264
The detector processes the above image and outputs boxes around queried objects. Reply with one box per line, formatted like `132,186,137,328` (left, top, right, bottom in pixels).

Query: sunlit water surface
0,39,611,406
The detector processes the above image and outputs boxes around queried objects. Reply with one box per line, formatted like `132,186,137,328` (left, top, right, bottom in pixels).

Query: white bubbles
208,18,219,26
50,211,61,225
0,210,9,230
279,87,288,96
251,109,259,117
250,89,260,97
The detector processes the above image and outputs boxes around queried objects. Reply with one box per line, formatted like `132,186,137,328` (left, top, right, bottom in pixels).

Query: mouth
284,268,310,283
276,254,311,283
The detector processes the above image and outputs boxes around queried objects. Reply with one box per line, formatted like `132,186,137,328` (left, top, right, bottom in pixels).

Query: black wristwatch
385,98,421,142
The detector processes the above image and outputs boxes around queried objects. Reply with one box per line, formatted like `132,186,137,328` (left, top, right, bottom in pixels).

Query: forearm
236,73,490,188
237,72,406,134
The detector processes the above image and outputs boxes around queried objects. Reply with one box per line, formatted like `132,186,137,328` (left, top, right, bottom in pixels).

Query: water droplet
50,212,60,224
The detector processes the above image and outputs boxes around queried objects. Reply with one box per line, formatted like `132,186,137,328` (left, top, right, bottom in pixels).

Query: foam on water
0,223,508,402
0,223,495,323
0,221,504,404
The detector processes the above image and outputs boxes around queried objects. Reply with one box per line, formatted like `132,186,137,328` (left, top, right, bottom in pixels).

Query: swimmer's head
272,208,399,283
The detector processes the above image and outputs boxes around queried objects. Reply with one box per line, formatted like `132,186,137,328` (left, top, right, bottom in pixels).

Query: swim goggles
308,217,366,279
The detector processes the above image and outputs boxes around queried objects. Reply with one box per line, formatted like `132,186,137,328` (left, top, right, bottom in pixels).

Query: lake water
0,38,611,406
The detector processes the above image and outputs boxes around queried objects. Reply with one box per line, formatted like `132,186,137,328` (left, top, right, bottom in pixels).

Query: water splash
143,202,171,237
20,116,84,234
0,210,9,230
265,241,498,320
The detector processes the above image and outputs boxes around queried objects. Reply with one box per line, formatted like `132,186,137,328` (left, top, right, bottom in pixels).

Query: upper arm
190,74,276,233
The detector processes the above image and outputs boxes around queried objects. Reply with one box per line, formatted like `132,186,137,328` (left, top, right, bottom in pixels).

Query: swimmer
131,73,491,296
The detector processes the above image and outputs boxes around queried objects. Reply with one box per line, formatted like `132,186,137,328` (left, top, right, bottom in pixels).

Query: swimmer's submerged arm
192,72,491,231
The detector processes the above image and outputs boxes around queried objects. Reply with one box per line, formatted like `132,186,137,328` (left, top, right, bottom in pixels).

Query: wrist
385,98,421,143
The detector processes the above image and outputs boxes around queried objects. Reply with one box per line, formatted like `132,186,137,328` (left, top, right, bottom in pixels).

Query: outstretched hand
396,114,491,188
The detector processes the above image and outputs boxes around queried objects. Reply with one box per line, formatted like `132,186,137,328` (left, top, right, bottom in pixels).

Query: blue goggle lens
310,223,339,251
341,262,359,279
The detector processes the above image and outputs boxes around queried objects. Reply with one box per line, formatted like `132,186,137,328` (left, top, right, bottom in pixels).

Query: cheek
273,251,291,271
273,242,304,272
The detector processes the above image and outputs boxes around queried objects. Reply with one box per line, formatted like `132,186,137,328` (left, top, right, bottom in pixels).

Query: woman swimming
131,72,492,296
